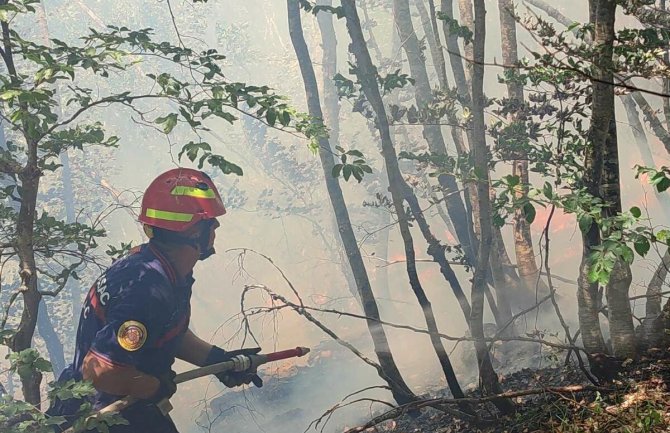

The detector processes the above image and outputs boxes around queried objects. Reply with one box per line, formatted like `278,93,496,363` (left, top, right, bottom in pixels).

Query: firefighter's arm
82,350,159,399
176,328,213,367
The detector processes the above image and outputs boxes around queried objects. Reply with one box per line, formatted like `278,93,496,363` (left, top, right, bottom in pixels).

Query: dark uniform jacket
48,242,193,432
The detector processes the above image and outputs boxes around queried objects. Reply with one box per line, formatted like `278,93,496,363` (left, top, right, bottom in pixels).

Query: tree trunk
414,0,448,89
441,0,471,102
591,0,637,359
393,0,474,264
632,91,670,154
490,233,515,335
37,0,73,365
288,0,415,405
440,0,480,257
340,0,466,401
497,0,548,304
37,298,66,377
316,0,361,304
470,0,515,413
13,164,42,406
647,249,670,321
642,249,670,348
457,0,474,88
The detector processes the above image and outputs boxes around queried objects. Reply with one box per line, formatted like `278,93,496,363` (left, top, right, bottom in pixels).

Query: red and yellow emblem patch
117,321,147,352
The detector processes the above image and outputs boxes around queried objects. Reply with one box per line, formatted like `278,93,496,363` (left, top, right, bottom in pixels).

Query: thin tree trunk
414,0,448,89
632,91,670,153
393,0,474,264
341,0,466,401
3,4,43,403
497,0,548,304
490,233,515,335
575,6,610,359
315,0,361,304
470,0,514,413
622,94,670,223
441,0,471,103
288,0,415,405
36,1,72,368
642,249,670,348
646,249,670,320
591,0,637,359
457,0,474,88
13,156,42,406
663,0,670,129
36,298,65,377
440,0,480,258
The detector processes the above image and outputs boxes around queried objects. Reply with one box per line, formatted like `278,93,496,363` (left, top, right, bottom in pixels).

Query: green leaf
630,206,642,218
352,166,363,183
634,237,651,257
656,229,670,243
657,177,670,192
523,202,536,224
579,214,593,233
343,164,352,181
155,113,178,134
266,109,277,127
332,164,343,178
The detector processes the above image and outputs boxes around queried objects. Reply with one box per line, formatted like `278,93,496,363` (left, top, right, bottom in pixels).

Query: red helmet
139,168,226,232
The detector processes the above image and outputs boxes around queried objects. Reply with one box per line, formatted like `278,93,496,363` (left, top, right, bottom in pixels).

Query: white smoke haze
0,0,668,432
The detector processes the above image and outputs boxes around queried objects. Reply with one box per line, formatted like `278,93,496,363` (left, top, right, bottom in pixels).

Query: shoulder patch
117,321,147,352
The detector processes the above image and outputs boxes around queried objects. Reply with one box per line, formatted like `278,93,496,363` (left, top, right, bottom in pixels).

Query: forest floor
201,341,670,433
368,349,670,433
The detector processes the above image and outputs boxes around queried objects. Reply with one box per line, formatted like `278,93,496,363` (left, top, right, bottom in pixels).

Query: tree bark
639,249,670,348
441,0,471,103
393,0,474,264
591,0,637,359
36,1,69,372
288,0,414,405
647,250,670,320
13,161,42,406
316,0,361,304
340,0,466,401
632,91,670,154
414,0,449,90
470,0,514,413
497,0,548,303
457,0,474,88
37,298,66,377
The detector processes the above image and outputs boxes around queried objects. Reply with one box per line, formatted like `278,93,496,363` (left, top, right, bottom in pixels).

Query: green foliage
298,0,344,18
105,242,135,261
333,65,416,100
7,348,53,379
635,165,670,192
377,69,415,94
0,351,125,432
332,147,373,183
0,1,325,313
435,12,473,44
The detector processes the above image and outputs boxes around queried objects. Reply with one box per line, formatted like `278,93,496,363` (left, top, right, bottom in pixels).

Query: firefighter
47,168,261,433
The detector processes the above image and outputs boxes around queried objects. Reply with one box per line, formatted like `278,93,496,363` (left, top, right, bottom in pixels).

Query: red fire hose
62,347,310,433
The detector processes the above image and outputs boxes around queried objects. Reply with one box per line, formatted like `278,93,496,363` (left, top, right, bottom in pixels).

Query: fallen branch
344,384,615,433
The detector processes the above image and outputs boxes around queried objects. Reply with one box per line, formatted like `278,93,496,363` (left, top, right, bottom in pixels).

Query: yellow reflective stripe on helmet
145,208,194,222
171,186,215,199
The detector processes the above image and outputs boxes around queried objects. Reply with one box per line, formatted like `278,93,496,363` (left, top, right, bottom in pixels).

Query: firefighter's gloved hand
147,370,177,404
205,346,263,388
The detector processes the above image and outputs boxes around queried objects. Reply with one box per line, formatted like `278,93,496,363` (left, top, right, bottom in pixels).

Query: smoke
0,1,668,432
